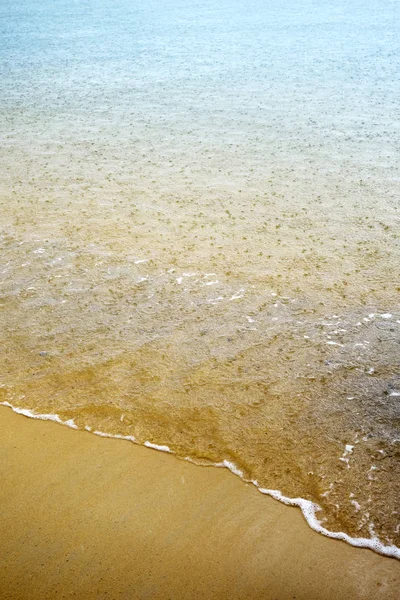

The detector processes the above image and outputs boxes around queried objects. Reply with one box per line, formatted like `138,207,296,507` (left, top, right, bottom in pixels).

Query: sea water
0,0,399,557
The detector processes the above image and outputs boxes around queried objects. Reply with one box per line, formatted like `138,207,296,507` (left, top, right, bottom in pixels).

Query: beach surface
1,0,400,551
0,406,399,600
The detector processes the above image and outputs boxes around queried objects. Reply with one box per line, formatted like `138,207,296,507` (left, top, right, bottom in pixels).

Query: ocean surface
0,0,399,556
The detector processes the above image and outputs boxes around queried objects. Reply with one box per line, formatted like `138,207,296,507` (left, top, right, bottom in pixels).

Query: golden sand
0,406,398,600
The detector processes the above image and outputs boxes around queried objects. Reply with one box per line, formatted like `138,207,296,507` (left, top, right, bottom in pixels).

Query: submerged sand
0,406,399,600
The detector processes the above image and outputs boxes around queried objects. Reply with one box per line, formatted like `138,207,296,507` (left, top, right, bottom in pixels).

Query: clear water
1,0,399,554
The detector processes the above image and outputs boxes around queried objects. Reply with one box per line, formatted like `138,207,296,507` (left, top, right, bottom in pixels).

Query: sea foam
1,399,399,560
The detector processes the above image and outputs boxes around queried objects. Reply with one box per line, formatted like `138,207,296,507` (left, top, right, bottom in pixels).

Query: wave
1,399,399,560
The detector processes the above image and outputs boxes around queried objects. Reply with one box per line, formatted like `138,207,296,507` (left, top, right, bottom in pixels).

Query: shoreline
0,406,399,599
2,400,399,561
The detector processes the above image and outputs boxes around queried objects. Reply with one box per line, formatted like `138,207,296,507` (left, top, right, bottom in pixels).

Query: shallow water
1,0,399,554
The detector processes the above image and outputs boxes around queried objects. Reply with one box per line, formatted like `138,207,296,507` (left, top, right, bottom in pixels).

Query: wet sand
0,406,399,600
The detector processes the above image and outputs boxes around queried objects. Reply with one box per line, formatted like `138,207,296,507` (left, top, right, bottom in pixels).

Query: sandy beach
0,406,398,600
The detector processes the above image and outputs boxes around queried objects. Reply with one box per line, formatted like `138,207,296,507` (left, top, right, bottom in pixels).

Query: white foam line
254,486,399,558
1,400,399,560
0,401,78,429
185,458,400,559
93,430,136,442
144,441,171,453
214,459,244,478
